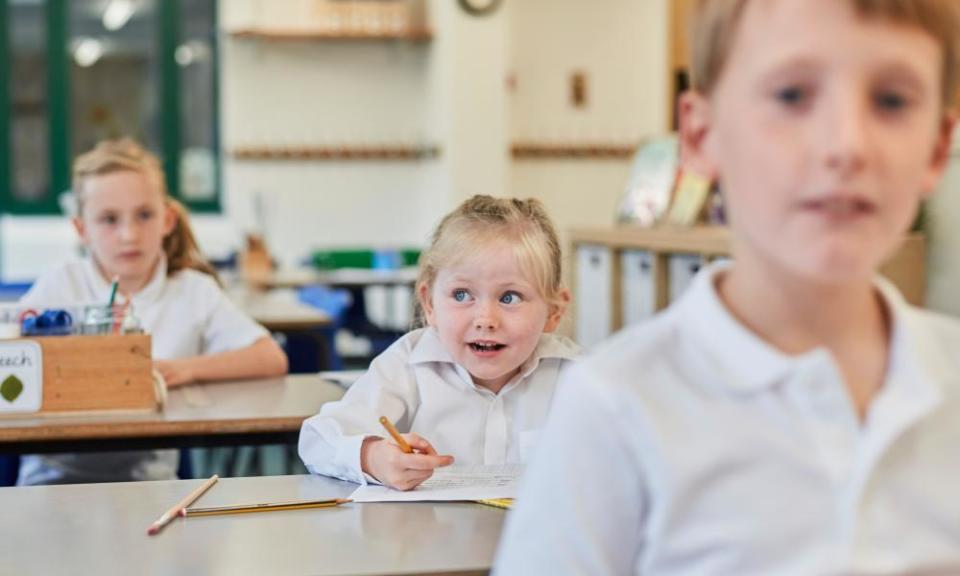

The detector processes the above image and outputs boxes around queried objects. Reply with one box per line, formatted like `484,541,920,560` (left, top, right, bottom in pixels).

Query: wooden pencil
147,474,219,535
183,498,352,517
379,415,413,453
475,498,514,510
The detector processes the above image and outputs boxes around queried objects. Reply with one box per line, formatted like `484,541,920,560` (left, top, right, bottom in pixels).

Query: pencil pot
81,304,142,335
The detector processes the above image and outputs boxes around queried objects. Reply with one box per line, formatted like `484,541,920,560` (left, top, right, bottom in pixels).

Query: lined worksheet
349,465,521,502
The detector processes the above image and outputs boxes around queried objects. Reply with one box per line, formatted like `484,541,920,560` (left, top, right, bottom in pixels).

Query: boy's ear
543,288,571,333
920,112,957,198
72,216,87,244
678,90,719,180
417,283,436,327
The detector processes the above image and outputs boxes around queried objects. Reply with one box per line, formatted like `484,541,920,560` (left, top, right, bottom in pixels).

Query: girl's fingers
400,452,455,471
404,433,439,455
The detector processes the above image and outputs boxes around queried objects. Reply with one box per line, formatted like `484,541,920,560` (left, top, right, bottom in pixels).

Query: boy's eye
97,214,118,225
452,289,471,302
774,85,809,107
500,291,522,305
874,91,908,112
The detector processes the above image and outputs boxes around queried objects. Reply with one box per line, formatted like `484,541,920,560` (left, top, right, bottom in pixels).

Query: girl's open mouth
469,342,506,352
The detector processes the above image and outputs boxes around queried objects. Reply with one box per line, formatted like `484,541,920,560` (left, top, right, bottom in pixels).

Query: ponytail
163,198,222,286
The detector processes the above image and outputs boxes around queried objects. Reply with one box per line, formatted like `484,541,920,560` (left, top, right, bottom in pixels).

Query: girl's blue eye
453,289,469,302
137,209,155,221
500,292,522,305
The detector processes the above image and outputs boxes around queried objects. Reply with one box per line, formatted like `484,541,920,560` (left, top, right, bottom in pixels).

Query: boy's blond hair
72,138,220,283
690,0,960,110
415,195,565,324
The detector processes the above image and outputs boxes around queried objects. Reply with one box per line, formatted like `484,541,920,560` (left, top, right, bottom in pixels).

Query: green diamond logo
1,375,23,403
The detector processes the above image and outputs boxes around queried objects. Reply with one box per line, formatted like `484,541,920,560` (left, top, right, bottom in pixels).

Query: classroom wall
220,0,510,268
507,0,670,266
3,0,957,319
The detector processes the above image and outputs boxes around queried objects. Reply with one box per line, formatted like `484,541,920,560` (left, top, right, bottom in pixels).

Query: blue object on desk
372,249,402,270
20,309,73,337
289,285,353,372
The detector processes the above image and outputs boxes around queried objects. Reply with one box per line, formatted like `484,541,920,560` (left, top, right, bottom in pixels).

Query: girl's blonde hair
415,195,565,325
690,0,960,110
72,138,220,283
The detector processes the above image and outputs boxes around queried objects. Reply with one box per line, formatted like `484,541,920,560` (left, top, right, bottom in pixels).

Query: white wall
220,0,512,267
507,0,670,275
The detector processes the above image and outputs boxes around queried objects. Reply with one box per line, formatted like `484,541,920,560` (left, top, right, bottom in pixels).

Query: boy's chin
787,256,881,287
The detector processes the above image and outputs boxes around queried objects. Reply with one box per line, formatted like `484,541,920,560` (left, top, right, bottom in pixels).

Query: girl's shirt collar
82,256,168,306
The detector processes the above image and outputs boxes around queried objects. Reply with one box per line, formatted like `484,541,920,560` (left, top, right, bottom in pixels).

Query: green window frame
0,0,221,216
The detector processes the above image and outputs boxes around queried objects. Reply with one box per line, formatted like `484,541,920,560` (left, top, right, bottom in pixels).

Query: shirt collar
680,262,799,393
680,261,948,399
408,326,580,376
82,255,168,306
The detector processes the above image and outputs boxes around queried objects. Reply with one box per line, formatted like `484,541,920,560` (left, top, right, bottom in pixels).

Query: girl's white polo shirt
496,262,960,575
298,327,580,485
17,256,268,485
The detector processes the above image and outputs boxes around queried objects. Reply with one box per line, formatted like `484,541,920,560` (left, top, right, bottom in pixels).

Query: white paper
348,465,521,502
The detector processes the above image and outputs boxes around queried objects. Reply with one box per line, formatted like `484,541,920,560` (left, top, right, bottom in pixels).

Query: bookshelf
571,226,927,342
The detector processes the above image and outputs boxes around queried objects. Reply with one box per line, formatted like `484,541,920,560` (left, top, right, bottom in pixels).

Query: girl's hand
153,359,196,388
361,434,455,491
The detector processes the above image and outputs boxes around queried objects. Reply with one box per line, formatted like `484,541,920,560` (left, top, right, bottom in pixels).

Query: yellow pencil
379,415,413,453
184,498,352,517
147,474,219,535
476,498,514,510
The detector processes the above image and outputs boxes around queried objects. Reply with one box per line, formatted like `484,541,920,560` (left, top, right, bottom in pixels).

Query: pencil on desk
476,498,514,510
379,415,413,453
184,498,352,517
147,474,219,536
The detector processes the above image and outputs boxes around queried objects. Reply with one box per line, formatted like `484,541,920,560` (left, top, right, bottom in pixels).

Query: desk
248,267,419,290
0,474,504,575
0,375,344,454
229,288,333,332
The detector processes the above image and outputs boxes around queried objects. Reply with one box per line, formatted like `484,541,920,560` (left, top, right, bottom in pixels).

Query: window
0,0,220,215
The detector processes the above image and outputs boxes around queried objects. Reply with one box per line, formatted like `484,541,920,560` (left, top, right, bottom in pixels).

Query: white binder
668,253,705,302
621,250,656,326
575,245,613,348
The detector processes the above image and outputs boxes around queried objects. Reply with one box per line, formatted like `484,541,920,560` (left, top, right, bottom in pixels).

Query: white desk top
228,288,333,331
0,474,504,575
246,267,419,290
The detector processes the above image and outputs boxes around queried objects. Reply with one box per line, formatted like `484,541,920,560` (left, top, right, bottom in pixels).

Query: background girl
18,138,287,485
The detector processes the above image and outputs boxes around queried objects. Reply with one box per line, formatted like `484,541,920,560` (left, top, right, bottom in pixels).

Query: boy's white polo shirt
298,327,580,485
495,262,960,576
17,256,268,485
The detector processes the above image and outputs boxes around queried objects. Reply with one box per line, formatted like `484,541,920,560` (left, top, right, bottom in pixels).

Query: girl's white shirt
17,256,268,485
495,261,960,575
298,327,580,485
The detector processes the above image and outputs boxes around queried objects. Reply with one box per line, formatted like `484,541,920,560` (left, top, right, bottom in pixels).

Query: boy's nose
823,90,868,178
